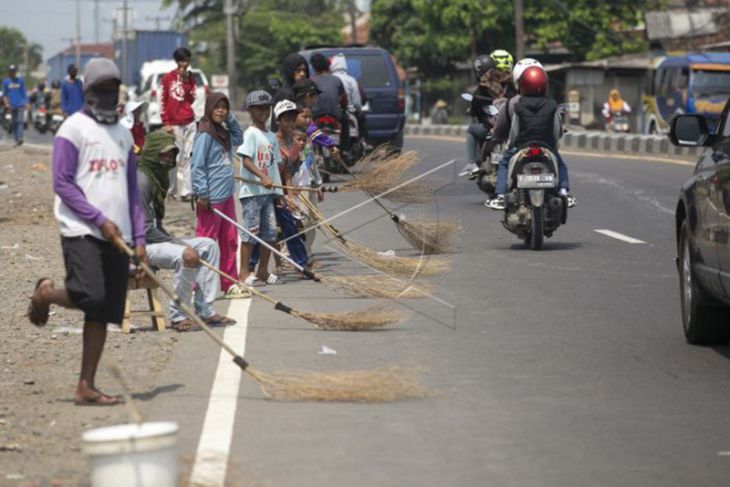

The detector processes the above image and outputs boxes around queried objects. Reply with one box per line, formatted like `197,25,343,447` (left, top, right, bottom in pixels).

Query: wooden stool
122,273,166,333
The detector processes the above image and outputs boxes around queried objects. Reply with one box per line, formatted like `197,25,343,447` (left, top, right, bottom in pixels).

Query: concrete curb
404,124,703,159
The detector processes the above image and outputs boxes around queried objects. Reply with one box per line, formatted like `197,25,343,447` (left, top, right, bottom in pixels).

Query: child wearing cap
237,90,284,286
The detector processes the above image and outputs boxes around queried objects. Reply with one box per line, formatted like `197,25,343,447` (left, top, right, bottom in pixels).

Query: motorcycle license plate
517,174,555,189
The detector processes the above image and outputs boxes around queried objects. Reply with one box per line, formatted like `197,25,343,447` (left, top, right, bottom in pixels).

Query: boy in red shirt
161,47,196,200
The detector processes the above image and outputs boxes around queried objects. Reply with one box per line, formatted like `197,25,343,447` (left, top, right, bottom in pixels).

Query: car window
677,67,689,90
343,54,392,89
654,68,667,96
142,76,152,93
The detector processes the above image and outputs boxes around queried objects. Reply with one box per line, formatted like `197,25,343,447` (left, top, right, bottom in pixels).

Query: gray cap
83,58,121,92
245,90,273,109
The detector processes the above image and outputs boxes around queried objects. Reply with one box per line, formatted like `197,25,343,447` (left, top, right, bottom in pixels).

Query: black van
299,45,406,149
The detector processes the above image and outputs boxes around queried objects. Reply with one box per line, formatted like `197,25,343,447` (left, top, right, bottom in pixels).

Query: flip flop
244,275,266,288
74,394,122,407
27,277,52,327
205,314,237,326
265,273,282,285
172,319,202,333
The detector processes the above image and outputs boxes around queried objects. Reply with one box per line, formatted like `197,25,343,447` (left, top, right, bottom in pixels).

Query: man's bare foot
74,385,121,406
27,278,53,326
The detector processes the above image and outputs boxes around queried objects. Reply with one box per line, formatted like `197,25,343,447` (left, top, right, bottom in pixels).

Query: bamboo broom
200,260,407,331
297,193,449,278
114,238,429,402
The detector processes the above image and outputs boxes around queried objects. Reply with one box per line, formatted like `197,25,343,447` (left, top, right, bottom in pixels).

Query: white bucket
82,421,178,487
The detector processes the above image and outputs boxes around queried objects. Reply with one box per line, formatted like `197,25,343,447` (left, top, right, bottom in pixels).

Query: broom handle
212,208,318,280
297,193,347,244
234,176,328,193
199,260,299,315
114,238,250,371
337,160,400,221
109,364,144,425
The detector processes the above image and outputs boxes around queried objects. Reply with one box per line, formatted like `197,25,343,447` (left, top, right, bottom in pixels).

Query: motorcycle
606,111,630,133
3,111,11,134
48,113,65,134
499,104,571,250
460,93,503,197
501,143,567,250
313,113,341,183
33,104,50,134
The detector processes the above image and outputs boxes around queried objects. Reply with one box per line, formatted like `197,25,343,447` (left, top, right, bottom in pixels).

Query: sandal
243,275,265,288
265,273,282,285
205,314,237,326
224,283,253,299
27,278,52,327
172,319,202,332
74,393,122,407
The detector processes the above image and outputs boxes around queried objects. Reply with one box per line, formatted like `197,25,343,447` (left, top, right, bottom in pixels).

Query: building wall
565,68,646,130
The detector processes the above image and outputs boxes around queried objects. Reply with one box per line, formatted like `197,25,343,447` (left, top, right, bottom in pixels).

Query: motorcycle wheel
529,206,544,250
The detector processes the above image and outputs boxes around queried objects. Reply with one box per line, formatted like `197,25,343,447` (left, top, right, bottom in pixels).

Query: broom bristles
322,275,433,299
397,218,462,254
295,305,409,331
342,240,449,278
246,364,433,402
339,148,419,195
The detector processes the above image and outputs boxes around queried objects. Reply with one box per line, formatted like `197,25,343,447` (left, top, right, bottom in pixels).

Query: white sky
1,0,371,62
1,0,176,61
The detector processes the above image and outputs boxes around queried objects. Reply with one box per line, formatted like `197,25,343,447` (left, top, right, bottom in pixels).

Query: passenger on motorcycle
486,65,575,210
460,51,516,178
330,53,371,150
601,89,631,123
310,53,351,157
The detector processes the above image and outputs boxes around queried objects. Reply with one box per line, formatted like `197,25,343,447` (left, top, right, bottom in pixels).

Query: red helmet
519,66,548,96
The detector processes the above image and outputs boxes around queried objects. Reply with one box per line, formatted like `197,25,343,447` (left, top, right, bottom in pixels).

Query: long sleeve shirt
52,112,145,246
191,113,243,203
160,69,196,126
61,78,84,114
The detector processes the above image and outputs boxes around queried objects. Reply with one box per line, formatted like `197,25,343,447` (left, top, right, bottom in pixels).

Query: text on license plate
517,174,555,188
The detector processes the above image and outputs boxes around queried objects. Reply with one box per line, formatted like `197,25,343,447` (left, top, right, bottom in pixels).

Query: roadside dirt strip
0,147,195,486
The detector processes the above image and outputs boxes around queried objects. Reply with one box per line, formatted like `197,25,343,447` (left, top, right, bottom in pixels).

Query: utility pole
121,1,130,86
94,0,100,43
514,0,525,60
75,0,81,67
224,0,237,107
347,0,358,44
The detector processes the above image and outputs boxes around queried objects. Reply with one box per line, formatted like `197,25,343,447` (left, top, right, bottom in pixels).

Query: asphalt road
99,136,730,486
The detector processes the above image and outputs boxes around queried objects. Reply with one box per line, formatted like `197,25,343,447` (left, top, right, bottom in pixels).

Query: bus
641,53,730,134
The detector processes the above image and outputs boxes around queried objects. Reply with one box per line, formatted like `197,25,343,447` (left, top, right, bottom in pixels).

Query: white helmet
513,58,544,86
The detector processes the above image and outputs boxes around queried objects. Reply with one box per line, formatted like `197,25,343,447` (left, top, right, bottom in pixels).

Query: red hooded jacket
160,69,196,126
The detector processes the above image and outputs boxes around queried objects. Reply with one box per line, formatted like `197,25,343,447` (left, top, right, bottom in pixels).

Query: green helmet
490,50,514,72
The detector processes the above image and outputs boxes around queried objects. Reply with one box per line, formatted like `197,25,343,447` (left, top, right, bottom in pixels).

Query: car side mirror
668,114,712,147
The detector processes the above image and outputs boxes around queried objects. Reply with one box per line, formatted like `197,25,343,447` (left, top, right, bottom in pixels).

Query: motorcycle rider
330,52,371,151
459,53,514,177
602,89,631,126
272,53,310,131
49,80,62,115
486,66,575,210
310,53,350,157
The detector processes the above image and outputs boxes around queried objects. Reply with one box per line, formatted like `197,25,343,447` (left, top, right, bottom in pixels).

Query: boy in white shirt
236,90,284,286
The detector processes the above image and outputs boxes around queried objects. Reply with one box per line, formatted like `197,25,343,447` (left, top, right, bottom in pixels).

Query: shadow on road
508,241,584,251
132,383,185,401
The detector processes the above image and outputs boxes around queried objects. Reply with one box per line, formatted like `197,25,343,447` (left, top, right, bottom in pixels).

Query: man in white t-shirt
236,90,283,287
27,58,146,406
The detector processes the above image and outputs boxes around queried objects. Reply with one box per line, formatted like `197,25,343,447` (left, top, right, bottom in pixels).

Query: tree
371,0,662,76
525,0,657,61
0,27,42,75
165,0,344,90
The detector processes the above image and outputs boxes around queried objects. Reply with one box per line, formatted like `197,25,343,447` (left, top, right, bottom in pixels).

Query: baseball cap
245,90,273,109
292,79,321,98
274,100,297,120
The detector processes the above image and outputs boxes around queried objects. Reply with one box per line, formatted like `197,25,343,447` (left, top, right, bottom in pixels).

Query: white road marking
189,297,251,487
594,229,647,244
